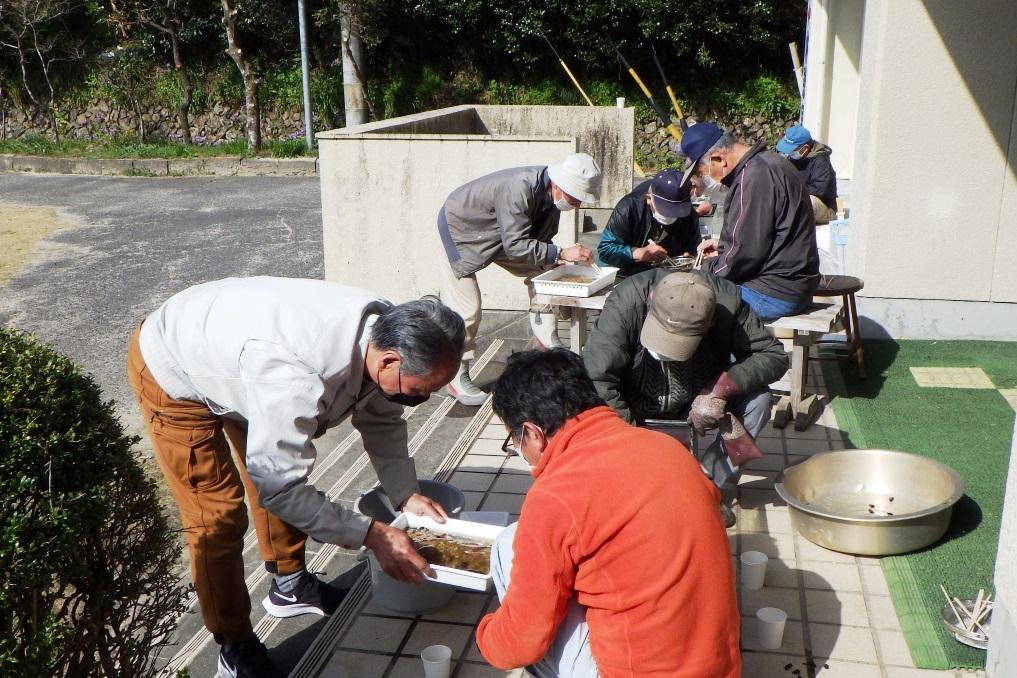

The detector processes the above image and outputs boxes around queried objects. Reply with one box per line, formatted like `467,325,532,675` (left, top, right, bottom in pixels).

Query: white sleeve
239,340,373,547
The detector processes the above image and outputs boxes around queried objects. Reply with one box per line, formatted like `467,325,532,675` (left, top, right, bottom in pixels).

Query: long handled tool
540,32,595,106
647,39,688,132
613,43,682,142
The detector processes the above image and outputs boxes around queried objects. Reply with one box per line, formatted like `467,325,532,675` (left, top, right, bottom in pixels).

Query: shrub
0,328,186,677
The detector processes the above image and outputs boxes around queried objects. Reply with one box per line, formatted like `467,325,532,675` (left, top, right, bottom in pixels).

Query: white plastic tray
531,264,618,298
392,513,506,591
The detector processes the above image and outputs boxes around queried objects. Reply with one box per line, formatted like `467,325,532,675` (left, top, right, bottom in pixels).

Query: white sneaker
528,311,564,349
447,361,487,406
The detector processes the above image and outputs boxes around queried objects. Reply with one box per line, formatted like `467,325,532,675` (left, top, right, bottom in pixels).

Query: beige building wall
317,105,633,310
807,5,1017,674
806,1,1017,337
989,417,1017,675
803,0,864,179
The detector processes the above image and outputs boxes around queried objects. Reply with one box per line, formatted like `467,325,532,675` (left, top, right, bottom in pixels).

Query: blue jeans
738,285,807,321
490,523,599,678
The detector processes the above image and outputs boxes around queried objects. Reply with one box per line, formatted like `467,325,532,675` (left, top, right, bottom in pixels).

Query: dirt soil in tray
555,274,596,284
407,527,491,575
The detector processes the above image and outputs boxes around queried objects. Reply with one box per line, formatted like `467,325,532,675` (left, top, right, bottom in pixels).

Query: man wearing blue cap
776,124,838,224
679,122,819,321
596,169,708,277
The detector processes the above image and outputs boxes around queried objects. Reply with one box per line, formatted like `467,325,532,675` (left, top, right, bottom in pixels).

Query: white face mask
698,172,721,191
646,347,668,362
653,210,678,225
789,150,805,161
555,197,575,212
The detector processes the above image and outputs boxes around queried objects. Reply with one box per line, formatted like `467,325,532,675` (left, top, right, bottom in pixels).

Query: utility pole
340,4,367,126
297,0,313,150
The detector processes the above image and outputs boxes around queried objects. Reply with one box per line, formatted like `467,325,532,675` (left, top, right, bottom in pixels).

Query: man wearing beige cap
437,153,602,406
583,269,787,525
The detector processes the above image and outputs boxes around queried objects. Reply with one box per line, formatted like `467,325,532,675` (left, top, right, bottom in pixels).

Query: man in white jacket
126,277,464,678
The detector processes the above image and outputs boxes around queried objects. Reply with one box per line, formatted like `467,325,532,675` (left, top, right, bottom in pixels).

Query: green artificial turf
824,340,1016,669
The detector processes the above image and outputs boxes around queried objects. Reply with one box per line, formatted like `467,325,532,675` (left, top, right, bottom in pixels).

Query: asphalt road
0,172,324,435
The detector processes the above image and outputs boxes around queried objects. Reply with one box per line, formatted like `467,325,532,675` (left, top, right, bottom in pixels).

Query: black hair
492,348,606,439
371,296,465,375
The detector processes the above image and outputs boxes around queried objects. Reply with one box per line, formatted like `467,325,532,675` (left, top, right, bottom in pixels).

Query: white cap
547,153,602,204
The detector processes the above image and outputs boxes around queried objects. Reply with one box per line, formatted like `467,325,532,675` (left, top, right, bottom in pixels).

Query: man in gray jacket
583,269,788,525
437,153,602,406
127,277,464,678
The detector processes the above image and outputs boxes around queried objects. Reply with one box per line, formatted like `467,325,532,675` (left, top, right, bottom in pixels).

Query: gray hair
697,131,739,170
708,131,738,154
371,296,465,375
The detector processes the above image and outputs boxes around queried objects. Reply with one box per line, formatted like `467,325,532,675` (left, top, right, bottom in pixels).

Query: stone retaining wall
636,111,800,169
0,100,313,145
0,153,317,176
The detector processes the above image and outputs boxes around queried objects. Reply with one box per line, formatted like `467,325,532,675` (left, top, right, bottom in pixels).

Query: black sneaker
217,637,283,678
261,570,347,618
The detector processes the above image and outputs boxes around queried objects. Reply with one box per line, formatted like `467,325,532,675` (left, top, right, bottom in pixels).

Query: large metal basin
775,449,965,556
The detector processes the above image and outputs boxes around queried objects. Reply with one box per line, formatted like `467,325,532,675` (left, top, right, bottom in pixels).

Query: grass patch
0,134,314,159
825,339,1016,669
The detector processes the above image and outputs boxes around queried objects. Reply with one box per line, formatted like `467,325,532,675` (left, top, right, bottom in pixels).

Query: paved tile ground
909,367,995,389
318,359,988,678
997,389,1017,412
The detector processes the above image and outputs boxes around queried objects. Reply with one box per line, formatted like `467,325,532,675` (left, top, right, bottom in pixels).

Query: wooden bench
766,302,845,431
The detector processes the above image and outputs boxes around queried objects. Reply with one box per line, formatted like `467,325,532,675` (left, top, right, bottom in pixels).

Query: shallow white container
392,513,506,591
531,264,618,298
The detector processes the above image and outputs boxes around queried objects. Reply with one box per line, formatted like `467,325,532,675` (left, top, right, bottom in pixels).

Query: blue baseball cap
776,125,813,155
649,169,692,219
679,122,724,188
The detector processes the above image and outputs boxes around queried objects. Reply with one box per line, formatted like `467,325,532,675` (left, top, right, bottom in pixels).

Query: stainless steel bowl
941,599,992,649
775,449,965,556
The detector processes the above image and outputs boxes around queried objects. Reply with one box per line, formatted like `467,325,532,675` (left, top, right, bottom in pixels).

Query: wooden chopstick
941,585,965,627
648,239,681,269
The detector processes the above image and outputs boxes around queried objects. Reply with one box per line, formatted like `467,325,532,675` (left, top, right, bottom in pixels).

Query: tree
0,0,90,138
220,0,260,150
107,0,200,143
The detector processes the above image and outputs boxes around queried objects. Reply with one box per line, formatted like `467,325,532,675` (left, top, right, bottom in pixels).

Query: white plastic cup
420,644,452,678
740,550,768,590
757,606,788,649
616,97,626,108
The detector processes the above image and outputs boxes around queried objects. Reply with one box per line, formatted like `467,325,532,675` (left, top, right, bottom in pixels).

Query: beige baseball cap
640,272,717,361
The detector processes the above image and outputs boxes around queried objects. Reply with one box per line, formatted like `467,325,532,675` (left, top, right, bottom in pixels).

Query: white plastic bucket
354,480,466,614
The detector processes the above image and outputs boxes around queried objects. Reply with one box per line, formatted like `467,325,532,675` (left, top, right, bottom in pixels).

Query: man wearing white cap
436,153,602,406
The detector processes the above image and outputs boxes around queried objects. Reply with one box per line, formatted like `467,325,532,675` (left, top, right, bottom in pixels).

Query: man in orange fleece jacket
476,349,740,677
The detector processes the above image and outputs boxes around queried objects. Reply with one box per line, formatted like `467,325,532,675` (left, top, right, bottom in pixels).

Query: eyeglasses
501,430,521,456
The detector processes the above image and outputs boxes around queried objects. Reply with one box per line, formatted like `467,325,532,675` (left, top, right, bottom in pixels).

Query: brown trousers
126,324,306,643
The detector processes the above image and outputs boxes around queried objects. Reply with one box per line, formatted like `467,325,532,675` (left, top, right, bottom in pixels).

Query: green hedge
0,328,186,677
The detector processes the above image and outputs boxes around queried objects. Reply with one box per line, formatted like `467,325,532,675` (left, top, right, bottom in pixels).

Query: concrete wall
803,0,865,180
317,105,633,309
475,105,633,210
988,417,1017,676
818,1,1017,338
